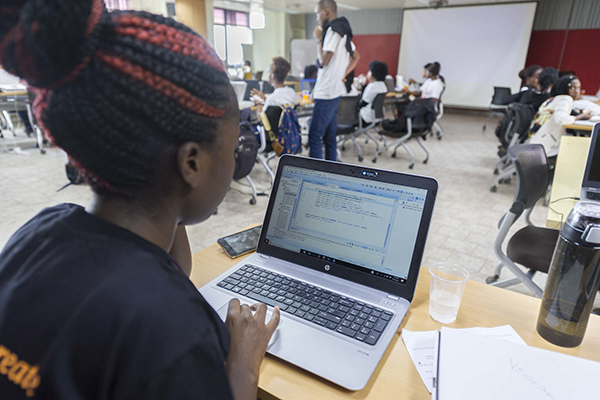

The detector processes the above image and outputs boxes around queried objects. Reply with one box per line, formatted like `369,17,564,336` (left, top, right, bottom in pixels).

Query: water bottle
536,201,600,347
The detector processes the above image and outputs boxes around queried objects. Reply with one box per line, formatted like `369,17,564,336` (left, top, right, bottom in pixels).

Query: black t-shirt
0,204,234,399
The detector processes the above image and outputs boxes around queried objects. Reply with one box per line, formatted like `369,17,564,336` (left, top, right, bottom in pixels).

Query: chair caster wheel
409,164,414,169
493,168,499,175
249,198,257,205
490,185,497,193
486,275,499,284
40,149,46,155
341,146,346,151
372,158,377,163
423,159,428,164
505,178,511,184
358,156,364,162
437,136,442,141
391,153,396,158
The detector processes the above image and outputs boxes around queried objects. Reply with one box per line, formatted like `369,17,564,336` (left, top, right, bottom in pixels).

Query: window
104,0,128,10
213,8,253,66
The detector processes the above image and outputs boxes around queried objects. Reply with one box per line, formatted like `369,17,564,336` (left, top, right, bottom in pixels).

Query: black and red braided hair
0,0,233,197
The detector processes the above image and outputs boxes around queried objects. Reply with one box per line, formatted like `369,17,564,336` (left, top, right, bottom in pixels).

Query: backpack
272,105,301,156
233,121,259,181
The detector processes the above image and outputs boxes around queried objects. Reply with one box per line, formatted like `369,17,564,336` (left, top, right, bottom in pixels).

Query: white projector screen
398,2,537,109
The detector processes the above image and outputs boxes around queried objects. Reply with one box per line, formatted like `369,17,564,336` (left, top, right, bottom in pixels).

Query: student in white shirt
409,62,444,101
251,57,296,112
309,0,360,161
530,75,591,157
359,61,388,124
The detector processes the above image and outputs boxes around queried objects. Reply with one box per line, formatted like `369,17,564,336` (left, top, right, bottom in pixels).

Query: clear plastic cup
428,262,470,324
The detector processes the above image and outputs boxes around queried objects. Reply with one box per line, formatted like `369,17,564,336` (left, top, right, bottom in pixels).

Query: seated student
408,62,433,88
0,2,279,399
304,64,318,80
409,62,444,101
251,57,297,111
359,61,389,124
530,75,591,157
513,67,559,111
501,65,543,104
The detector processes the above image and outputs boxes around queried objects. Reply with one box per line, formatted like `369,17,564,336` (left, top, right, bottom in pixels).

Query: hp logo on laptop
324,265,331,271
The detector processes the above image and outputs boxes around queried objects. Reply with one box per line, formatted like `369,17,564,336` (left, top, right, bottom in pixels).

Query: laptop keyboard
216,264,392,346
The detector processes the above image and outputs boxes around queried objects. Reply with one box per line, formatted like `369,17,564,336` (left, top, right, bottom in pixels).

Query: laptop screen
264,165,427,284
583,125,600,187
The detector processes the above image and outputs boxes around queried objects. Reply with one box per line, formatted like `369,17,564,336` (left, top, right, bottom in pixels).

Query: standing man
309,0,360,161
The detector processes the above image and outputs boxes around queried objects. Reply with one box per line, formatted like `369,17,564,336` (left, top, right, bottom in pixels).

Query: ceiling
214,0,536,14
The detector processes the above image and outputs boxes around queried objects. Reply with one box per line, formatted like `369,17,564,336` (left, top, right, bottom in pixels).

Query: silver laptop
200,155,438,390
581,123,600,201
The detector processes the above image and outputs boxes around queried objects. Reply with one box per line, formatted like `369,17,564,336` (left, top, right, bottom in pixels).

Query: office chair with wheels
336,95,363,161
376,98,437,169
482,87,511,132
486,144,559,298
358,92,387,163
431,87,445,140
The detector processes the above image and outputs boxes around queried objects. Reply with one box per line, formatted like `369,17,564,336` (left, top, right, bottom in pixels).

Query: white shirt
573,99,600,116
263,86,297,111
359,81,387,123
530,95,576,157
313,30,355,100
421,78,444,100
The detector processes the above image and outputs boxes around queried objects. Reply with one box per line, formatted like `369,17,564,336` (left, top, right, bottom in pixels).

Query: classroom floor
0,112,551,298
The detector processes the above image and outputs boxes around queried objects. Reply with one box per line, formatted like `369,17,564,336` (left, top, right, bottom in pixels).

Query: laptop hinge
387,294,400,301
259,254,271,259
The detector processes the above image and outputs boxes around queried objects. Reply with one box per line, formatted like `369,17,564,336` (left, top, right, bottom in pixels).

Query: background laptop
200,155,438,390
581,123,600,201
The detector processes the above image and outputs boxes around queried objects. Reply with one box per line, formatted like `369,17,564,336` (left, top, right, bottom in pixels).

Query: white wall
252,9,286,74
127,0,168,16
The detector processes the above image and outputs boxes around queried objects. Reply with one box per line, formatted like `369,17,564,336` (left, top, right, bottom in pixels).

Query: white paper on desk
403,325,526,394
402,329,438,393
436,327,600,400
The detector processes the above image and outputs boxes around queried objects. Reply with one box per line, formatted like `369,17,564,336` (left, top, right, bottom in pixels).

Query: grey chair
336,95,363,161
486,144,559,298
482,87,511,132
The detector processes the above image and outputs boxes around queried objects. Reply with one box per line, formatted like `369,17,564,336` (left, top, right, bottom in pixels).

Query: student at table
408,62,444,101
501,65,543,105
251,57,297,111
359,60,389,124
530,75,591,157
304,64,318,80
509,67,559,111
0,1,279,399
309,0,360,161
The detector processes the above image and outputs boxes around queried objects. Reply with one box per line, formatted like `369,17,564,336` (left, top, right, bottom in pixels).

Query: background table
546,136,590,229
190,239,600,400
563,120,596,132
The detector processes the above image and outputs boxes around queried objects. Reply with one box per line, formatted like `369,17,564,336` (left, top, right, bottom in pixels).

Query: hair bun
0,0,105,88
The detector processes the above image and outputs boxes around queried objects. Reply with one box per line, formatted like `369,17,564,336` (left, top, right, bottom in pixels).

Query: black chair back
372,93,387,120
509,144,550,212
243,80,260,100
264,106,283,133
492,87,512,105
336,96,361,129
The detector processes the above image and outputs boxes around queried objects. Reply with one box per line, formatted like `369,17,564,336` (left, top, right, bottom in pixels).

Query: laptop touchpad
216,302,283,347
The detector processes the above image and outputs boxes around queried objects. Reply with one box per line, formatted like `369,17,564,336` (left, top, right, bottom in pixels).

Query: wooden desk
546,136,591,229
563,121,596,132
190,241,600,400
0,90,27,97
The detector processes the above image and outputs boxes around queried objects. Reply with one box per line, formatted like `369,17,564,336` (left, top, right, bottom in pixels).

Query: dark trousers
309,97,341,161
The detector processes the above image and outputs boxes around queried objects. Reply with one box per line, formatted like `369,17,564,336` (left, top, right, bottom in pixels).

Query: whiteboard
291,39,318,78
398,3,537,109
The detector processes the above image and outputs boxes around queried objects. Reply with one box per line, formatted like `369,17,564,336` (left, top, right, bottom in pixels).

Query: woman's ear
176,142,207,188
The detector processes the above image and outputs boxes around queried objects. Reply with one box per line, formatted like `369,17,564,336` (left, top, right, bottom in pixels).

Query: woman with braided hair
0,1,279,399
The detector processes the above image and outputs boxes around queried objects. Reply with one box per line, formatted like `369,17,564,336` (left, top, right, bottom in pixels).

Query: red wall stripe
525,29,600,95
352,34,400,77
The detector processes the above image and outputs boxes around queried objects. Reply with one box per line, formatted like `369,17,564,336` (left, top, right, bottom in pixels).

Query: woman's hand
250,88,265,102
226,300,280,400
576,112,592,121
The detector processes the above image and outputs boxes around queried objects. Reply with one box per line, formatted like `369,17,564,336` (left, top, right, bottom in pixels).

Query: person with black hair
409,62,444,101
530,75,591,157
0,1,279,399
359,60,388,124
309,0,360,160
251,57,296,111
503,67,559,111
502,64,543,105
304,64,318,80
